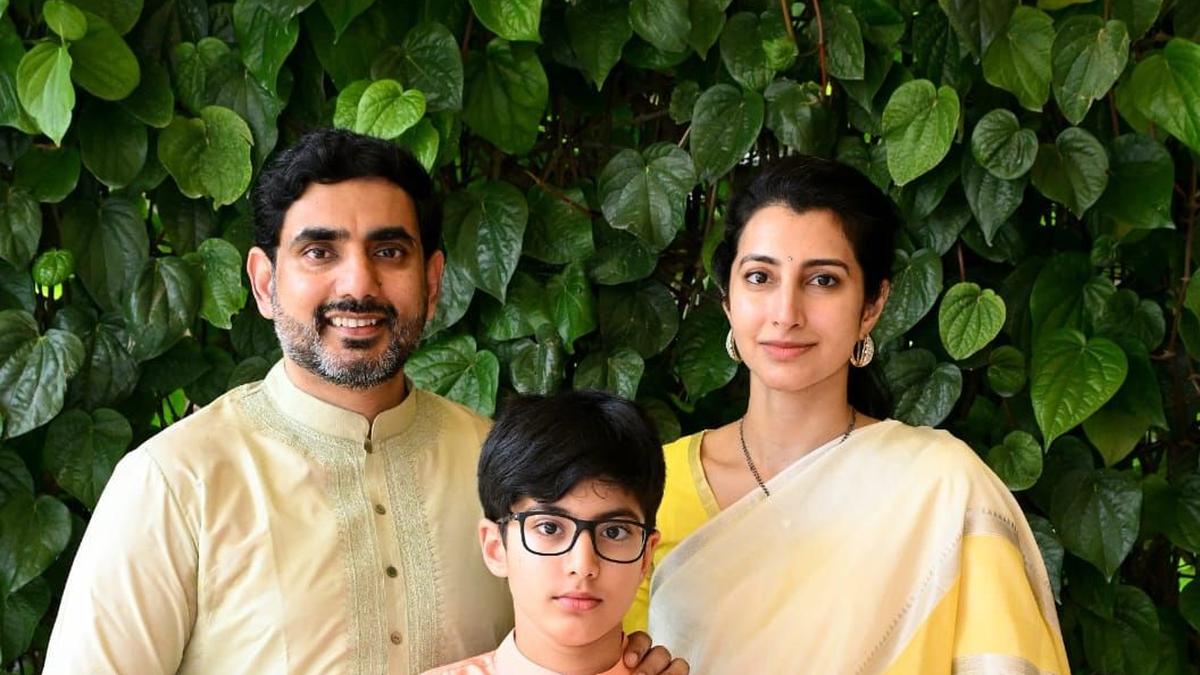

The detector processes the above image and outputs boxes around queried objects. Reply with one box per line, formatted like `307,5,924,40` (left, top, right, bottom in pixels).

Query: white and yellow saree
640,420,1068,674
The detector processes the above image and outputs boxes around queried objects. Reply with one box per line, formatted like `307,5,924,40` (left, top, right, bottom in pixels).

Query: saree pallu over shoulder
647,420,1069,675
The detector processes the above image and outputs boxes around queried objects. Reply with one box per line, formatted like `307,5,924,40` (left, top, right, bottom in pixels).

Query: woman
624,157,1069,674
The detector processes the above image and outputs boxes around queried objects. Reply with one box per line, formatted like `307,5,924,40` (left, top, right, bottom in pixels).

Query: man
44,129,684,675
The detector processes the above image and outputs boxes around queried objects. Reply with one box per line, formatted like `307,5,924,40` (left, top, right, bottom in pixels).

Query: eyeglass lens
520,512,647,563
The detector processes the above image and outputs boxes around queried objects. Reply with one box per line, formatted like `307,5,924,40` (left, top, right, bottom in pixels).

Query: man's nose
334,249,383,299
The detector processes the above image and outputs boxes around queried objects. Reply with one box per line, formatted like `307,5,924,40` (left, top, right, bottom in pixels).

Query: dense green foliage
0,0,1197,671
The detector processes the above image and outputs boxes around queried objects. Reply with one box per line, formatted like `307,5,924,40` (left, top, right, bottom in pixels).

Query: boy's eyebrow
528,503,644,521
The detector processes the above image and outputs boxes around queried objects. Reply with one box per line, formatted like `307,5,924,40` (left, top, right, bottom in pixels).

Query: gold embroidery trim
236,385,389,675
380,391,445,672
952,653,1058,675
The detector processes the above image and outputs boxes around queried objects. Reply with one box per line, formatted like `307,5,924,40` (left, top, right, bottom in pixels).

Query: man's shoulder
135,380,266,465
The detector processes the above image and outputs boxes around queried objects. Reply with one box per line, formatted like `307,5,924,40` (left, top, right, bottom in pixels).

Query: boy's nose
566,531,600,578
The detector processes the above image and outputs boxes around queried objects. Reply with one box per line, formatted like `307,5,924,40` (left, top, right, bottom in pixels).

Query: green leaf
720,12,792,91
1029,252,1091,342
397,21,464,112
908,197,971,256
1181,579,1200,633
480,271,547,341
1094,290,1166,353
546,262,596,352
462,39,547,154
689,83,764,182
304,2,391,89
1079,584,1161,673
422,253,473,337
444,180,528,302
184,344,235,406
1112,0,1162,40
332,78,369,129
233,0,299,94
318,0,374,42
598,143,697,250
188,238,245,330
156,184,214,254
1082,346,1165,466
396,117,439,172
573,347,644,399
122,256,202,362
205,56,283,168
1051,468,1141,580
523,184,593,264
674,301,736,400
0,449,32,501
138,336,209,395
987,430,1043,491
0,260,34,313
0,491,70,594
669,80,700,124
1,576,51,663
987,345,1026,397
1095,134,1175,236
588,219,657,285
970,108,1037,180
882,348,963,426
881,79,960,186
936,0,1015,60
120,59,173,127
1031,329,1128,446
982,6,1053,111
1127,39,1200,154
158,106,254,207
598,281,680,358
44,0,89,41
911,6,969,90
16,42,74,144
77,102,146,188
31,249,72,288
1052,16,1129,125
510,337,566,396
353,79,425,140
764,78,835,155
961,152,1026,245
406,334,499,416
468,0,541,42
630,0,689,53
817,3,865,81
0,310,84,438
1032,127,1110,218
1028,515,1064,602
566,0,631,90
0,186,40,269
52,305,137,409
873,248,943,345
939,282,1006,360
69,12,140,100
687,0,731,57
13,145,79,203
43,408,131,509
71,0,143,35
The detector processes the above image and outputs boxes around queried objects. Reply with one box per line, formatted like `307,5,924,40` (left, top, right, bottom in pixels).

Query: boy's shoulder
420,650,498,675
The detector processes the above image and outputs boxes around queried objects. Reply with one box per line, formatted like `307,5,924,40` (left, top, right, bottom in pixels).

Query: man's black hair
251,128,441,261
478,390,666,530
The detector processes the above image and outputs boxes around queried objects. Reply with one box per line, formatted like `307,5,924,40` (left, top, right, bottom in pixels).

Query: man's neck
512,620,624,675
281,358,409,422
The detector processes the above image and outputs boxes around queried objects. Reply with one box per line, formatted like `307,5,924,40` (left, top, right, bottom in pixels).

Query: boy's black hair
478,390,666,530
251,127,441,262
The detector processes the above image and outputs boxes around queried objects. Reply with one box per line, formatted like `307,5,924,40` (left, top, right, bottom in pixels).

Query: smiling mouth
328,316,384,328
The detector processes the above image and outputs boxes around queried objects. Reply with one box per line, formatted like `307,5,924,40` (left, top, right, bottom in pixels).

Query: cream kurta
45,362,513,675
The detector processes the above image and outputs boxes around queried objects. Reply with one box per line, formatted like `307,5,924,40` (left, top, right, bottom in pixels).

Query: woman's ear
478,518,510,579
859,280,891,337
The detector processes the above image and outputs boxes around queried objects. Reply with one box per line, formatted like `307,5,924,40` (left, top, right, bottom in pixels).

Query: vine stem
522,169,595,216
460,12,474,60
1165,163,1197,355
956,242,967,283
779,0,797,44
811,0,830,96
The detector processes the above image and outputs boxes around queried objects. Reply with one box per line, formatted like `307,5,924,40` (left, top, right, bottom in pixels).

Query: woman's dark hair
711,155,900,417
478,390,666,530
251,128,441,261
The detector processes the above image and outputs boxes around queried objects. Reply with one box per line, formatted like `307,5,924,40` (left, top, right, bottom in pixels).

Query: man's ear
859,279,891,337
478,518,509,579
639,530,661,580
423,250,445,323
247,247,276,320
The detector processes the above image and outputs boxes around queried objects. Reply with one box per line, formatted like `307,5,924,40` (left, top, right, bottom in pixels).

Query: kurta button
390,631,402,645
386,565,398,578
374,503,386,515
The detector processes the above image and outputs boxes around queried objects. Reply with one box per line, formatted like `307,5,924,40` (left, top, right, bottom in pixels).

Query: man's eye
303,247,332,260
376,247,405,258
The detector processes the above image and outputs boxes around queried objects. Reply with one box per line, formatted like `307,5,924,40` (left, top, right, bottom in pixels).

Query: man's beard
270,287,426,390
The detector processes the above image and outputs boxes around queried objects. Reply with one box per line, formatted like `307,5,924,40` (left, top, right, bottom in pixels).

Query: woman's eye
745,271,769,285
811,274,838,287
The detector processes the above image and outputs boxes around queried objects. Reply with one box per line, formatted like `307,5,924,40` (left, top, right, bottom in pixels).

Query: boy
425,390,668,675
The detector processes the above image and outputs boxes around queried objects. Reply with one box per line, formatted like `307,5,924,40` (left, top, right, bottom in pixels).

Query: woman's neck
740,368,858,475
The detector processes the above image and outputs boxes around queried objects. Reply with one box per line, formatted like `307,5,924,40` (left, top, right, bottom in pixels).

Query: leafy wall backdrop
0,0,1197,671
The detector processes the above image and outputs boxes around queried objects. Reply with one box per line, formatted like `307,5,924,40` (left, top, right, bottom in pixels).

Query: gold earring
725,329,741,363
850,335,875,367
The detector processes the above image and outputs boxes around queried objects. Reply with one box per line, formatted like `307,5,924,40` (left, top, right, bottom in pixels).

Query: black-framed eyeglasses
496,510,651,564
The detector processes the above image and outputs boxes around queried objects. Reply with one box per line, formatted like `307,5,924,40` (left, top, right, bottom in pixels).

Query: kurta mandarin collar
263,360,419,444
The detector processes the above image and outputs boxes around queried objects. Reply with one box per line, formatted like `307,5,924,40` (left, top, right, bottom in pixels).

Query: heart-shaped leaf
69,12,140,100
597,281,679,358
42,407,131,509
16,42,74,144
0,310,84,438
523,184,594,265
354,79,425,140
546,261,596,353
987,345,1026,397
462,39,547,154
1031,127,1108,217
939,281,1007,360
1052,16,1129,125
158,105,253,207
1031,329,1128,446
970,108,1037,180
122,256,201,362
468,0,542,42
598,143,696,250
1051,468,1141,580
982,6,1053,111
674,300,736,400
1127,38,1200,154
406,334,499,417
630,0,690,53
566,0,632,90
0,492,70,595
881,79,960,186
444,180,528,302
689,84,763,182
0,185,40,268
882,348,963,426
873,248,943,344
987,430,1043,491
573,347,644,400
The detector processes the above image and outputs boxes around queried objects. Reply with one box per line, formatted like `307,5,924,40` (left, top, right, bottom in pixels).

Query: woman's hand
623,632,689,675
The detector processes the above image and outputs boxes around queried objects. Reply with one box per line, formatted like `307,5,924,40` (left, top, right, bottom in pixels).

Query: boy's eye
600,523,633,541
530,518,567,537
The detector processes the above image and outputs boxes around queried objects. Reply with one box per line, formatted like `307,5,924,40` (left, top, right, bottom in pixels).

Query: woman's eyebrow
802,258,850,271
738,253,779,267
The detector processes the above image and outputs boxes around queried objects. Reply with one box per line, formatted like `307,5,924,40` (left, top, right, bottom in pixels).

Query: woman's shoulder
864,419,996,484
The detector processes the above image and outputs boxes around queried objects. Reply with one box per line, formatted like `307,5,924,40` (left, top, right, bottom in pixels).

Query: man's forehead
280,178,421,242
